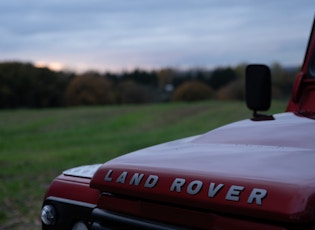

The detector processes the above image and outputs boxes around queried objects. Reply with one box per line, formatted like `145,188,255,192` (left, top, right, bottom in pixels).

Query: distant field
0,100,287,229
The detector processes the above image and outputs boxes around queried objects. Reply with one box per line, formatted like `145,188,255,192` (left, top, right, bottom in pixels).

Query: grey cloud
0,0,314,71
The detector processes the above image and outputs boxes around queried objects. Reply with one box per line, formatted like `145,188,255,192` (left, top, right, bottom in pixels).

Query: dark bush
65,74,115,106
216,79,244,100
208,67,237,90
116,80,153,104
0,62,69,108
172,81,212,102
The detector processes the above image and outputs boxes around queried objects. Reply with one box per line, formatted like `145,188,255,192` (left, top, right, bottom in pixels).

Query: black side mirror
245,64,272,119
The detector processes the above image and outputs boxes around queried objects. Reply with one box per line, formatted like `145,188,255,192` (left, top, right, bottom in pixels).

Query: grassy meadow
0,100,287,229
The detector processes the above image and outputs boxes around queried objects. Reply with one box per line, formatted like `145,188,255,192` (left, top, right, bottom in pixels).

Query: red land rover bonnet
90,113,315,223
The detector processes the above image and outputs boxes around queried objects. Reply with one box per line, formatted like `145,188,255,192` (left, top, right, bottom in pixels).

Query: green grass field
0,100,287,229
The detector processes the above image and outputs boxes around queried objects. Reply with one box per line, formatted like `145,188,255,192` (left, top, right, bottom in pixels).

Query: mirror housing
245,64,271,118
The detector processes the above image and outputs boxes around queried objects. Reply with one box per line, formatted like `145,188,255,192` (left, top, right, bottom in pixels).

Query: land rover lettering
104,169,113,182
170,178,186,192
104,169,159,188
116,171,128,184
169,177,267,205
225,185,244,202
208,182,224,197
248,188,268,205
144,175,159,188
103,171,268,205
129,173,145,186
187,180,203,195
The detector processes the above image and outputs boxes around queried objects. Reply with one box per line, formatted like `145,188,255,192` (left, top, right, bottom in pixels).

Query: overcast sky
0,1,314,72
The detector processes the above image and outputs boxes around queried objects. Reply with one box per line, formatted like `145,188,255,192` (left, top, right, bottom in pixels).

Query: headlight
41,205,57,225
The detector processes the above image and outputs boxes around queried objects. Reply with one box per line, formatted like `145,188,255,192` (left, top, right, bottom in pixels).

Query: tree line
0,61,298,109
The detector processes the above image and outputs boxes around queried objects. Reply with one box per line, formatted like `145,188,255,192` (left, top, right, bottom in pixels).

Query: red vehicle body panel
287,19,315,113
45,175,99,205
42,18,315,230
90,113,315,223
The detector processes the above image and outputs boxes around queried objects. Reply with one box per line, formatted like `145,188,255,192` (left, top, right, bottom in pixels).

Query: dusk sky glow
0,1,314,72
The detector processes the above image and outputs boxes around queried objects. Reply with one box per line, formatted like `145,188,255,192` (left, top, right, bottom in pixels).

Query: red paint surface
91,113,315,223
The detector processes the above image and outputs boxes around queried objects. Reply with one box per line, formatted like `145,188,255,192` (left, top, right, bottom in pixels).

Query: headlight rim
41,204,57,226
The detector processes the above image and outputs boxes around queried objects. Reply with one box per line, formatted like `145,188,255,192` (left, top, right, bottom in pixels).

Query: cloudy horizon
0,1,314,73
